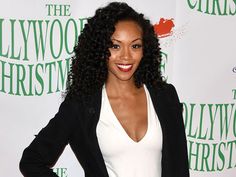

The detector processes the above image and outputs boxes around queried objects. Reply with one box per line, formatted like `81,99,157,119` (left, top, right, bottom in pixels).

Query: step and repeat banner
173,1,236,177
0,0,235,177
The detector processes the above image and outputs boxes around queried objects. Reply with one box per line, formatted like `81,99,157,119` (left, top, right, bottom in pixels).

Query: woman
20,2,189,177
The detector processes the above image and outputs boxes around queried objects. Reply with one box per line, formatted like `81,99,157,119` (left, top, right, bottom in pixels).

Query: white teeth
117,64,132,69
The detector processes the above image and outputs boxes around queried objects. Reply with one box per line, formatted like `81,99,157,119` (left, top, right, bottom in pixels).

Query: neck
105,79,142,97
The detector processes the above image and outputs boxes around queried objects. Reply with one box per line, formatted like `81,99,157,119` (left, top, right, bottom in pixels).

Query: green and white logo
0,4,87,96
187,0,236,15
184,89,236,171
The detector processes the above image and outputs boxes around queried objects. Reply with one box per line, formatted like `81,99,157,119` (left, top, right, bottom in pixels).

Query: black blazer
20,83,189,177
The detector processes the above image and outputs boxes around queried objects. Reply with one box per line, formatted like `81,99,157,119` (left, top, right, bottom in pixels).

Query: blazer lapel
146,85,166,125
146,85,170,177
83,89,109,177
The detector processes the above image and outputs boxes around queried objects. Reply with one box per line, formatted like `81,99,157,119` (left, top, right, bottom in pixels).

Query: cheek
108,52,118,60
107,58,114,69
134,51,143,61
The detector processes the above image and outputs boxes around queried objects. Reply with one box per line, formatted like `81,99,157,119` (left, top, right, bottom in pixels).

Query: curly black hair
66,2,165,99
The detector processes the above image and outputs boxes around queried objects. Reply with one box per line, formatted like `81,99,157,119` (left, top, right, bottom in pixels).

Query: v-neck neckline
103,85,150,144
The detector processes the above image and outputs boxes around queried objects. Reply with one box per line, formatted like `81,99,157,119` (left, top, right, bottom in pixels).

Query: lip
116,64,133,72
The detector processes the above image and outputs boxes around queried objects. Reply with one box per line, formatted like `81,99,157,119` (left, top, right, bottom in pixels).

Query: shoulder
148,82,179,98
149,82,182,106
60,89,102,118
58,96,81,115
163,83,180,100
51,96,85,129
162,83,183,111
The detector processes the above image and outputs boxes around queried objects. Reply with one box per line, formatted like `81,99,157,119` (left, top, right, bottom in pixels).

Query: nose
121,47,131,60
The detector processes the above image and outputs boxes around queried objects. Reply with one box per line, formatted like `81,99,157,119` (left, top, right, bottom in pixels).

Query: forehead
111,20,143,40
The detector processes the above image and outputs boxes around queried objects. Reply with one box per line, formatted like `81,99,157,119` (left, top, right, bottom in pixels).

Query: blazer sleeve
167,84,189,177
19,98,78,177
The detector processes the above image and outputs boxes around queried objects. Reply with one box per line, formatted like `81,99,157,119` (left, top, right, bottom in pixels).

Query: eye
132,44,142,49
111,44,120,49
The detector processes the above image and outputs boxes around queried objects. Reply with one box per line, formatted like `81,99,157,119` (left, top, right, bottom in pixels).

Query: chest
111,95,147,138
95,86,163,176
107,87,148,142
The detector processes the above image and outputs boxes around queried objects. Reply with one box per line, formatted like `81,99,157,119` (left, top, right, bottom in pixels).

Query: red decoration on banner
154,18,175,38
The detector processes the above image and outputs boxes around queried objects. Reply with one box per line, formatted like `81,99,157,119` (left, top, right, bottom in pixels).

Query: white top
96,85,162,177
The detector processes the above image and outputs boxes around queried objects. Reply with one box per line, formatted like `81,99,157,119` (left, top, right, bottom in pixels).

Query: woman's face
107,20,143,83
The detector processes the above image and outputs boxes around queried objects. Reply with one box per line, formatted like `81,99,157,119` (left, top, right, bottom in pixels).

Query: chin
116,75,135,82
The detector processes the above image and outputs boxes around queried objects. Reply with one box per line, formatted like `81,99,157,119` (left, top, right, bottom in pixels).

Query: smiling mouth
116,64,133,72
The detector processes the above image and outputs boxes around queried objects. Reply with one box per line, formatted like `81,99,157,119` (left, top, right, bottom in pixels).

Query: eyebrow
111,38,142,43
